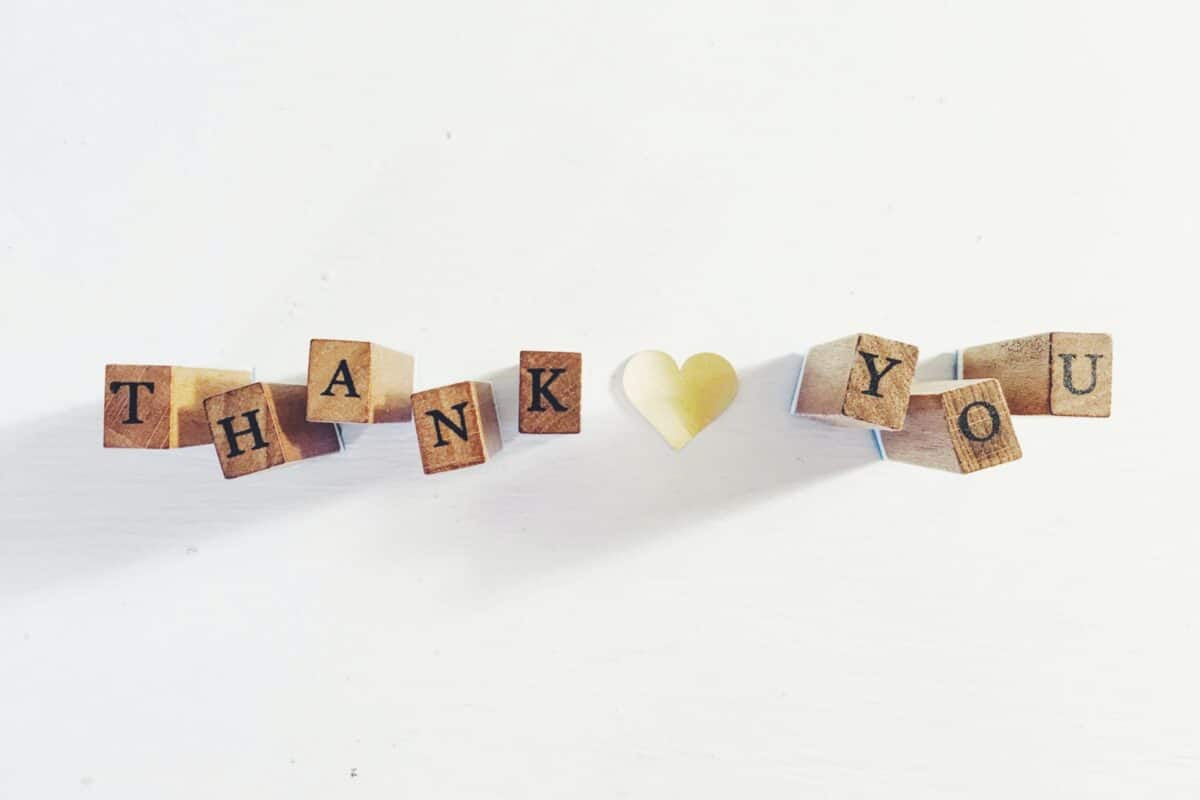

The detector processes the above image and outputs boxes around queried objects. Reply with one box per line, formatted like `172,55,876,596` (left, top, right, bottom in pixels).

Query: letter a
320,359,361,398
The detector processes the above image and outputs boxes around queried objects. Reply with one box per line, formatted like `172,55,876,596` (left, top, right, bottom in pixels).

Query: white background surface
2,2,1197,797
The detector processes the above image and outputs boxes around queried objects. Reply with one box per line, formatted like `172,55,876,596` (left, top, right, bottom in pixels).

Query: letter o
957,400,1001,442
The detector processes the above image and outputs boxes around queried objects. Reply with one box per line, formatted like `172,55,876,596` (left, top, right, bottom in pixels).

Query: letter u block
306,339,414,423
879,379,1022,474
959,332,1112,417
791,333,919,430
411,381,502,474
104,364,253,448
519,350,582,434
204,383,342,479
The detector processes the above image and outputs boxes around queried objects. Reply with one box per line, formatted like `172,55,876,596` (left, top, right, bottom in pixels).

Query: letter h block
519,350,582,434
960,332,1112,417
104,364,253,448
306,339,415,423
791,333,919,430
411,381,502,474
879,379,1022,474
204,383,342,479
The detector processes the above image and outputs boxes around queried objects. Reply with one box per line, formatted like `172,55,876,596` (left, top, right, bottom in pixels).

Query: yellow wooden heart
622,351,738,449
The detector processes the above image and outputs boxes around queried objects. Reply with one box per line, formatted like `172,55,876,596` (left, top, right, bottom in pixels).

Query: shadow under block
411,381,502,474
879,379,1022,474
960,332,1112,417
204,383,342,479
306,339,414,423
104,364,253,448
791,333,919,430
519,350,582,434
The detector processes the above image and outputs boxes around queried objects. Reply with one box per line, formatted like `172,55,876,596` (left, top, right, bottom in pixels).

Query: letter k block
519,350,582,434
204,383,342,479
411,381,502,474
791,333,919,430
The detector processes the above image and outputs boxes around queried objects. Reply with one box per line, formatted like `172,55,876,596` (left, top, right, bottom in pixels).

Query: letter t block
519,350,582,433
204,383,342,479
104,364,253,448
791,333,919,430
411,381,502,474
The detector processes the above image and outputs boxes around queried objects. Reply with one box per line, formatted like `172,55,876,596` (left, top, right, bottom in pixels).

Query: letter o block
306,339,414,423
959,332,1112,417
791,333,919,430
104,364,253,448
411,381,502,474
204,383,342,479
879,379,1023,474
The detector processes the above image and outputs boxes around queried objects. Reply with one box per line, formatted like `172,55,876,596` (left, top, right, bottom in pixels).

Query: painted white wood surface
1,2,1195,796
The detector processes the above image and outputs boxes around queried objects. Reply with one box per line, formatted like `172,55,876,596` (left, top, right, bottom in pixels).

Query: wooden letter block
960,332,1112,417
519,350,582,434
306,339,414,423
104,364,252,448
204,383,341,479
879,379,1022,474
411,381,501,474
791,333,919,430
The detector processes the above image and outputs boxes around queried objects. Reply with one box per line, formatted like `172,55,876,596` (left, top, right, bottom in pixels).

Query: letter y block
959,332,1112,417
791,333,919,430
204,383,342,479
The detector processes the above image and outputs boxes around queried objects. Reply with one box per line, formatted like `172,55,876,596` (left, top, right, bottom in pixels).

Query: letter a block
306,339,415,423
959,332,1112,417
104,364,253,448
791,333,919,430
879,379,1022,474
519,350,582,434
411,381,502,474
204,383,342,479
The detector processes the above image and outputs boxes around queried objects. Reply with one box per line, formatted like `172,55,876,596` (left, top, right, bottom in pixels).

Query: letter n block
879,379,1022,474
519,350,582,434
791,333,919,430
104,364,252,448
306,339,414,423
411,381,501,474
204,383,342,479
960,332,1112,417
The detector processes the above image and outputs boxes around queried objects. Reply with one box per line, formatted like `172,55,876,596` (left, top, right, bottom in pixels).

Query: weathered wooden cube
791,333,919,430
306,339,414,423
959,332,1112,417
519,350,582,434
411,381,501,474
104,364,252,448
204,383,342,479
879,379,1022,474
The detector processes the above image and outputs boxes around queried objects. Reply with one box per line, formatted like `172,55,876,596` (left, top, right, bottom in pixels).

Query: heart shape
622,351,738,449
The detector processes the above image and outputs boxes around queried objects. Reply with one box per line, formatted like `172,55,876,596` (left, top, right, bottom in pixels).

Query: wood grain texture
793,333,918,430
411,381,501,474
880,379,1022,473
306,339,414,423
519,351,582,434
204,382,340,479
104,364,251,448
1050,332,1112,417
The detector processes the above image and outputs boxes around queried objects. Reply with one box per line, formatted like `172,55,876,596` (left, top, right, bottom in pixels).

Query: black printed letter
320,359,360,398
109,381,155,424
857,351,903,398
1059,353,1103,396
427,402,470,447
216,410,270,458
957,401,1001,443
527,368,569,412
